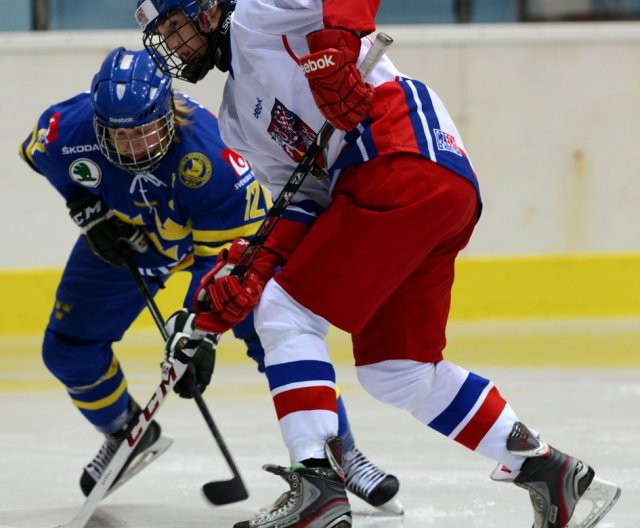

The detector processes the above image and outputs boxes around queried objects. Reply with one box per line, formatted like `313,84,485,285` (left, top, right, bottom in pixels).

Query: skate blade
326,514,352,528
106,435,173,497
352,514,405,528
567,476,621,528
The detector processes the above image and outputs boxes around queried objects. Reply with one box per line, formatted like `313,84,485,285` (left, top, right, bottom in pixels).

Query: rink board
1,253,639,374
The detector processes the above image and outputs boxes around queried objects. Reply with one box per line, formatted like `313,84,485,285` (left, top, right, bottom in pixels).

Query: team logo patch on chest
69,158,101,187
178,152,212,188
267,99,316,163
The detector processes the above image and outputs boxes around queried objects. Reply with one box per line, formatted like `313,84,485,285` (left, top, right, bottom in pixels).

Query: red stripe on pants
273,385,338,420
454,386,507,450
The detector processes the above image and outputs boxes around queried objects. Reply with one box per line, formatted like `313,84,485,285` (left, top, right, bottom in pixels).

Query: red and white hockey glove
193,219,310,334
300,28,375,131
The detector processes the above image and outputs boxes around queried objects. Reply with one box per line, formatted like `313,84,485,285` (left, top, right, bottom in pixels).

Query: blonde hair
173,91,196,129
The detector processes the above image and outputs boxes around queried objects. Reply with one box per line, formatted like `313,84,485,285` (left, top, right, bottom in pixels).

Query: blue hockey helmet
136,0,202,32
136,0,236,82
91,47,176,173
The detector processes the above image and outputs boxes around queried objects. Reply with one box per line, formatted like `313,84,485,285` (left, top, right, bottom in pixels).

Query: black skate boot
79,399,172,496
234,437,351,528
507,422,620,528
343,447,403,515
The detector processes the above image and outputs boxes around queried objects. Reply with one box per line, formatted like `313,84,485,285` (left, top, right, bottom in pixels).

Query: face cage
142,16,209,82
94,110,176,174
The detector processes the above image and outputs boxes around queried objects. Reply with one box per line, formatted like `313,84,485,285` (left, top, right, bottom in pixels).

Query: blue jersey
19,91,270,304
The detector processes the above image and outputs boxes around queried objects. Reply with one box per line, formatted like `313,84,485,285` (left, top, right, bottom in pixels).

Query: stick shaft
62,360,187,528
126,260,169,340
231,32,394,278
125,259,247,486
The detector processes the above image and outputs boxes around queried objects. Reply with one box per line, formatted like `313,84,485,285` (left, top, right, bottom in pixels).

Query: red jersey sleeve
321,0,380,36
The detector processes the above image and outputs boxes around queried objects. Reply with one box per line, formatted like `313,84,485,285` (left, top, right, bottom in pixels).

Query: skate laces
252,464,303,523
343,448,386,498
84,435,121,481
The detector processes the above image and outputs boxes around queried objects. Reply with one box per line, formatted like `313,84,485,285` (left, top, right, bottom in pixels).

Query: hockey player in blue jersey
19,47,400,508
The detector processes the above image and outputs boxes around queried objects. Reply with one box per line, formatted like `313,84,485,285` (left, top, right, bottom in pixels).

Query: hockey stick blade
202,475,249,505
193,392,249,505
103,435,173,498
1,362,190,528
126,259,249,506
61,362,187,528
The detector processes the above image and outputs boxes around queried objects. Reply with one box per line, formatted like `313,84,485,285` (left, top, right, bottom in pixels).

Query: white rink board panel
1,24,640,268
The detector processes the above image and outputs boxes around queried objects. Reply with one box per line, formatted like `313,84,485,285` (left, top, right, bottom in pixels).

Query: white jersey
219,0,478,224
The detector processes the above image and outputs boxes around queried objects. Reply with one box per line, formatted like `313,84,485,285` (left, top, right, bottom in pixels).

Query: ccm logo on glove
67,195,148,266
70,199,106,229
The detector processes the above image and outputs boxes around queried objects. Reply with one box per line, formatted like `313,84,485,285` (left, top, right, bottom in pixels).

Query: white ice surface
1,365,638,527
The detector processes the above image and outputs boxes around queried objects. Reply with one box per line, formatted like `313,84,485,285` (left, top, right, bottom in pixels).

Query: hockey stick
44,346,191,528
229,31,394,280
126,258,249,505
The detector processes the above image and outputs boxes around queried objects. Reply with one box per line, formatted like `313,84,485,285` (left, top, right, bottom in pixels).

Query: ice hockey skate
79,400,172,496
234,437,351,528
343,447,403,515
503,422,620,528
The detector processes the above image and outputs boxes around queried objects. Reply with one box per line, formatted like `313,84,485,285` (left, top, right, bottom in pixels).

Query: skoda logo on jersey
178,152,212,189
62,144,101,155
69,158,102,188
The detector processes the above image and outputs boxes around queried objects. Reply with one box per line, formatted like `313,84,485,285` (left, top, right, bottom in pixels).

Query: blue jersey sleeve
19,94,96,203
177,146,271,306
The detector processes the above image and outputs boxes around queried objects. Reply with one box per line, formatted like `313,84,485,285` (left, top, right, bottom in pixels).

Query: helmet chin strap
210,1,235,72
182,51,215,82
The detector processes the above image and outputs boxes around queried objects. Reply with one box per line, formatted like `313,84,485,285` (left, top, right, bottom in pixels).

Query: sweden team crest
178,152,212,188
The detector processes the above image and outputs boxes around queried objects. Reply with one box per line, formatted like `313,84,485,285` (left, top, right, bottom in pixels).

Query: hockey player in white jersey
136,1,621,527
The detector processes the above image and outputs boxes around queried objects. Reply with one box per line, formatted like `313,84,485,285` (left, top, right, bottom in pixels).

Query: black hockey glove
163,309,218,398
67,195,148,266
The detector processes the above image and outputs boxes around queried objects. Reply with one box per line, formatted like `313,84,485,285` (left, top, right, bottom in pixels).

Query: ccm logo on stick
127,366,177,447
301,54,336,73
